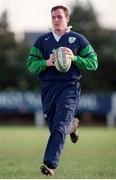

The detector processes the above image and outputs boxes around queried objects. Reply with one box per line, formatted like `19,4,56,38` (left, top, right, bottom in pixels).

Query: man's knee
51,124,67,138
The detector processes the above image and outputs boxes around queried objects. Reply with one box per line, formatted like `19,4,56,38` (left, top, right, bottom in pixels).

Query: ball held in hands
54,47,72,73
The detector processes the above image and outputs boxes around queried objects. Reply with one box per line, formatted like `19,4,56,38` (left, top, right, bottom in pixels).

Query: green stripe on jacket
73,44,98,70
27,47,47,74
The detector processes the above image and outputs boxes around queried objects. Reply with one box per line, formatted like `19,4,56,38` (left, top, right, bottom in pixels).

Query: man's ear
67,16,70,23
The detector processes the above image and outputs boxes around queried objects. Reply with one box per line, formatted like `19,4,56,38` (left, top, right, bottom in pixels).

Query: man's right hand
47,53,56,66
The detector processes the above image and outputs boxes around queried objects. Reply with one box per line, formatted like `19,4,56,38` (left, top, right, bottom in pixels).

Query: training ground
0,126,116,179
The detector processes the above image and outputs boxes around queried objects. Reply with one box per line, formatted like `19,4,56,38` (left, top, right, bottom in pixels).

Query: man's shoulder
34,32,52,46
39,32,52,39
69,31,86,39
69,31,89,46
36,32,52,41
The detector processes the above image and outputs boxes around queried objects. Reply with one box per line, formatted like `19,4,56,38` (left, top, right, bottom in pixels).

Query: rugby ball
55,47,71,73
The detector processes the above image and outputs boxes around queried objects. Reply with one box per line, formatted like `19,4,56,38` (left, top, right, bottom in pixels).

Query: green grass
0,126,116,179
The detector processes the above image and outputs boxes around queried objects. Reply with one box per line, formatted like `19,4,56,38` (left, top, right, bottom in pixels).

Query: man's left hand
63,47,74,61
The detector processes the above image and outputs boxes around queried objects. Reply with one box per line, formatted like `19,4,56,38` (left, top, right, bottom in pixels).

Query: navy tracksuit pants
41,80,81,169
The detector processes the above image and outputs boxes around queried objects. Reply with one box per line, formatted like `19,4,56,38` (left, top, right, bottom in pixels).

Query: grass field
0,126,116,179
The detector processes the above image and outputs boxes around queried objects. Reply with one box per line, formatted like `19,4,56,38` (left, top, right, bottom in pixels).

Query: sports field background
0,126,116,179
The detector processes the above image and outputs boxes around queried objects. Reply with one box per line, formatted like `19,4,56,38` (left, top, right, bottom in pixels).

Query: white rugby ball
55,47,71,73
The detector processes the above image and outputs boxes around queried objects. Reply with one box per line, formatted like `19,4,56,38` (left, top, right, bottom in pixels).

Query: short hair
51,5,69,17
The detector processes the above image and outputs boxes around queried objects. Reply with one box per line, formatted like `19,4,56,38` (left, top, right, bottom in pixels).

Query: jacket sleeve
27,38,47,74
73,36,98,71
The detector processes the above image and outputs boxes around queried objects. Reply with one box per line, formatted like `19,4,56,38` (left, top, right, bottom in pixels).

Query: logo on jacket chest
68,37,76,44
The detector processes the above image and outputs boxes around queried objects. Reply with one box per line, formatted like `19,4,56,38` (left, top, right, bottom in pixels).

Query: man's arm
27,46,47,74
72,44,98,71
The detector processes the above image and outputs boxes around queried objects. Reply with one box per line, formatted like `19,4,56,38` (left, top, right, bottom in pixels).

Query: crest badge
68,37,76,44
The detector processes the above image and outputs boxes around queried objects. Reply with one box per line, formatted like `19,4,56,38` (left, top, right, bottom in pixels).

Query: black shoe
40,164,54,176
70,130,79,143
70,118,79,143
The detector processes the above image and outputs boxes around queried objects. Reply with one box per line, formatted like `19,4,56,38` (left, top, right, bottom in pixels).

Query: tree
0,11,18,90
0,11,9,31
0,10,39,91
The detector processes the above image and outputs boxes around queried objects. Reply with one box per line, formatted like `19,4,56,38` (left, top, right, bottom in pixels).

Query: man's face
51,9,69,32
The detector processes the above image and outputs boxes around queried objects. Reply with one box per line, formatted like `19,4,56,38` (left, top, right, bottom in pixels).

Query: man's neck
54,26,72,36
54,29,67,37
